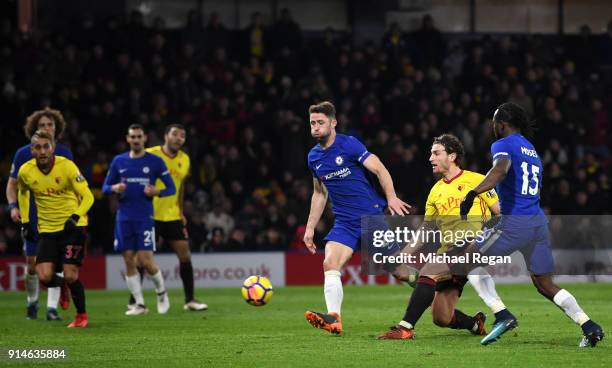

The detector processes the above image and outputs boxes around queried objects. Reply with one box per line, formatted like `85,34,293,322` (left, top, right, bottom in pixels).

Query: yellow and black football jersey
18,156,94,233
424,170,499,251
146,145,190,222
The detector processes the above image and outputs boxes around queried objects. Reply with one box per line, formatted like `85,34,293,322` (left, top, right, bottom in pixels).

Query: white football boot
183,300,208,311
157,291,170,314
125,304,148,316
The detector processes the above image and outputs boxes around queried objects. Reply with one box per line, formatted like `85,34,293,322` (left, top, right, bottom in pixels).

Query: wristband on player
8,202,18,210
68,214,80,224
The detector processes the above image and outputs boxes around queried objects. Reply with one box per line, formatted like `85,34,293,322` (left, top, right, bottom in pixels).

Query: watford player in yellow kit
17,130,94,328
143,124,207,311
379,134,510,340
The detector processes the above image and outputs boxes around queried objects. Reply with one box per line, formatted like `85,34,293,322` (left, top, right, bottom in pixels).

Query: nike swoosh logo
119,169,127,173
315,164,322,170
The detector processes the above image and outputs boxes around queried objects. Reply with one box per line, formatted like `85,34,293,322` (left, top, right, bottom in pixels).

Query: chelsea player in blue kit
458,102,604,347
303,102,412,334
103,124,176,316
5,108,72,321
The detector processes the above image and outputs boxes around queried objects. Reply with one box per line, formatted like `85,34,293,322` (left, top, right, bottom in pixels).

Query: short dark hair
308,101,336,120
128,123,145,133
165,123,186,135
493,102,535,138
24,107,66,139
31,130,55,145
433,134,464,167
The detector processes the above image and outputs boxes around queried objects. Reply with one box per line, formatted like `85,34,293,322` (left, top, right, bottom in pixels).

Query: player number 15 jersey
490,133,545,223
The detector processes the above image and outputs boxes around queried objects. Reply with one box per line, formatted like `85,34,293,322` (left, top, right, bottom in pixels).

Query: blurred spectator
256,227,285,251
243,12,268,60
203,203,235,241
227,228,249,251
270,8,302,55
205,12,230,56
204,227,226,252
413,14,446,67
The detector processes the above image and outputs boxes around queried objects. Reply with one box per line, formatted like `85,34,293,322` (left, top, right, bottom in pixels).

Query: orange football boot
304,311,343,335
377,325,415,340
471,311,487,336
67,313,88,328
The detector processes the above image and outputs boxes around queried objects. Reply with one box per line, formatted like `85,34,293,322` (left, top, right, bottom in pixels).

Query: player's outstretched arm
362,154,411,216
460,158,511,218
304,177,328,254
473,157,511,195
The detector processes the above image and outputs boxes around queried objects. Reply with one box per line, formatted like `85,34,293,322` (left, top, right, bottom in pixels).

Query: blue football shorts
474,220,554,275
113,220,156,252
325,216,401,257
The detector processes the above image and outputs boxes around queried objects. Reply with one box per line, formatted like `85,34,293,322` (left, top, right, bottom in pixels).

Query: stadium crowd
0,10,610,255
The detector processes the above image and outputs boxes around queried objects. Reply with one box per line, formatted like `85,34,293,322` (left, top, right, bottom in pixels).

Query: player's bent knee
124,262,137,274
532,275,558,300
322,258,342,272
432,313,452,327
36,271,53,285
123,257,137,269
143,262,159,275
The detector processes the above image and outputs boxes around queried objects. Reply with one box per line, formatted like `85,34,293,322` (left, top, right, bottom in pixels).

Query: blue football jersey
490,133,546,225
307,134,386,223
102,152,176,222
10,143,74,226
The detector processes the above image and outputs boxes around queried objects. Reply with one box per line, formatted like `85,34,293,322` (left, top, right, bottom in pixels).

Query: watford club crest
178,163,182,168
457,184,464,192
55,177,61,184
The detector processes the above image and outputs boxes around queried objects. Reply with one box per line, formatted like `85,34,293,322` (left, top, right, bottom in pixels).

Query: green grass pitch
0,283,610,367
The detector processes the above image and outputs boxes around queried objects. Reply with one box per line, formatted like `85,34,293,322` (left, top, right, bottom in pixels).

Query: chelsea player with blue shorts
303,101,412,334
103,124,176,316
458,102,604,347
6,108,72,321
